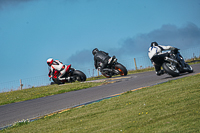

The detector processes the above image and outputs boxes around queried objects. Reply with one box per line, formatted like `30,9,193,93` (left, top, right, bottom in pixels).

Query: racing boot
97,67,103,72
65,77,70,82
156,70,165,76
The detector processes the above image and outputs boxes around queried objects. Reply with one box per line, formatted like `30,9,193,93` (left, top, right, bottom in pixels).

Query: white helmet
47,58,53,66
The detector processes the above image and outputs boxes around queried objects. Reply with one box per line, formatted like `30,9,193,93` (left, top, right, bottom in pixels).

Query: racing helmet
151,42,158,47
47,58,53,66
92,48,99,55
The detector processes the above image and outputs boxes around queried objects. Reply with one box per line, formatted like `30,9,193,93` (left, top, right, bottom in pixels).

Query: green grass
1,74,200,132
128,67,154,75
186,57,200,64
0,82,104,106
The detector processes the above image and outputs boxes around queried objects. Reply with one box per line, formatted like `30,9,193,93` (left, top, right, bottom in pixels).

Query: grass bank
1,74,200,132
0,82,104,106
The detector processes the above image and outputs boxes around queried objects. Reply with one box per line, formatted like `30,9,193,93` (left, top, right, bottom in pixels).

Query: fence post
20,79,23,90
134,58,137,70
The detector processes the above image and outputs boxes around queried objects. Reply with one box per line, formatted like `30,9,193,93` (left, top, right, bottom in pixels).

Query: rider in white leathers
148,42,176,75
47,58,70,82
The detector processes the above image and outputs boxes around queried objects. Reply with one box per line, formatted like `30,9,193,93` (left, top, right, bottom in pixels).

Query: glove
175,48,179,50
172,47,179,50
172,47,179,54
171,47,176,50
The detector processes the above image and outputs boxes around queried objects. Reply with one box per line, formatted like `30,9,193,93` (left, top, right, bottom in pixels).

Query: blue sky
0,0,200,84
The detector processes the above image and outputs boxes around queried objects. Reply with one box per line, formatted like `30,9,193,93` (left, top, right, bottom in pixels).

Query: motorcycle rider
47,58,71,82
92,48,116,72
148,42,176,76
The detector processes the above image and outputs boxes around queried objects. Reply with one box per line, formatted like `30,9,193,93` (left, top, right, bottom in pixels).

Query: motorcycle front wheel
114,63,128,76
73,70,87,82
185,64,193,73
162,62,180,77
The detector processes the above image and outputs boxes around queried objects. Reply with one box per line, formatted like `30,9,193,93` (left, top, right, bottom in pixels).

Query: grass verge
1,74,200,132
0,82,104,106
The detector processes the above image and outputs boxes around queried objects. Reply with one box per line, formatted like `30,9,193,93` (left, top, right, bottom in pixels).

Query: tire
162,62,180,77
185,64,193,73
101,71,112,78
52,78,63,85
73,70,87,82
114,63,128,76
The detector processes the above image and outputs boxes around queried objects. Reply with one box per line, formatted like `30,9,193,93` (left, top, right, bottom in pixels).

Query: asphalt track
0,63,200,128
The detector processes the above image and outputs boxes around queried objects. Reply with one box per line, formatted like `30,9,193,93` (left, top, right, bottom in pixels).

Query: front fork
175,53,186,67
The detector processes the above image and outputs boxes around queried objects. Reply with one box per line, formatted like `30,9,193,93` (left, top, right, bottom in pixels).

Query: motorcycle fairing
66,64,71,73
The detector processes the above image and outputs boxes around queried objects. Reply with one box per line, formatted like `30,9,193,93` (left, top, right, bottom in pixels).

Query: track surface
0,64,200,128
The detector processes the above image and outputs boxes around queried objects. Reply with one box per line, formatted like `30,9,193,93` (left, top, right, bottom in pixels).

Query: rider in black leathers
92,48,116,72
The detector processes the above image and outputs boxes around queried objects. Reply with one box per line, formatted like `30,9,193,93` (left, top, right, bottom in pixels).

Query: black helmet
151,42,158,47
92,48,99,55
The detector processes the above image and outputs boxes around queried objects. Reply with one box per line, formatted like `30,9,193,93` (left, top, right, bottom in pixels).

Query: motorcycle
153,48,193,77
48,64,86,84
99,57,128,78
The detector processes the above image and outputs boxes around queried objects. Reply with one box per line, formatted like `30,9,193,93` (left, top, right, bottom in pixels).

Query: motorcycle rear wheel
162,62,180,77
101,71,112,78
52,78,64,84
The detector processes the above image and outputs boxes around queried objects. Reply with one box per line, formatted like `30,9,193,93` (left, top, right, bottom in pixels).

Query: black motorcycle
152,48,193,77
100,57,128,78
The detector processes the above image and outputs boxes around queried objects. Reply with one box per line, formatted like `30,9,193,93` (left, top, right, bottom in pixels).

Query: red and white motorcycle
48,64,86,84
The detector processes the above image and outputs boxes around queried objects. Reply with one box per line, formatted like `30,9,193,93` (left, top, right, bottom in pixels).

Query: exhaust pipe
102,68,119,74
164,57,181,67
102,68,112,72
164,57,178,64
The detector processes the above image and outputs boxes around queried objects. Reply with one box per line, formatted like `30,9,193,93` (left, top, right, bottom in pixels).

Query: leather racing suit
49,60,68,81
148,45,175,75
93,51,111,72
